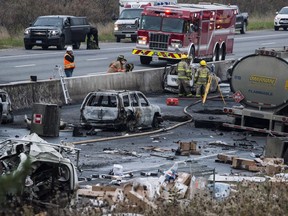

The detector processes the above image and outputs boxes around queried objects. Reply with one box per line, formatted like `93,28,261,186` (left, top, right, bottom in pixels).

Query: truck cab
114,8,143,42
24,15,90,50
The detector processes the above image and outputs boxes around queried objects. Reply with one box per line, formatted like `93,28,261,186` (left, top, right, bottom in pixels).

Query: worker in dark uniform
107,55,127,73
177,54,193,97
194,60,210,98
87,26,100,49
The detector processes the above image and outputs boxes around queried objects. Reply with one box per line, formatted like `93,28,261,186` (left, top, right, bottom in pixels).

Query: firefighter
177,54,193,97
107,55,127,73
194,60,210,98
64,46,75,77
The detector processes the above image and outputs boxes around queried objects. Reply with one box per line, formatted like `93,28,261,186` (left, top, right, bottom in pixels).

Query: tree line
0,0,286,35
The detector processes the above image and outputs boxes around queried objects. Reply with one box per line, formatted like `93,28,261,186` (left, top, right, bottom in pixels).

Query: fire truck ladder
202,73,226,105
54,65,71,104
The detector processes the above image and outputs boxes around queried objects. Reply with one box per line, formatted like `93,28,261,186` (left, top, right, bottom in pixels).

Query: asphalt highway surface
0,92,267,185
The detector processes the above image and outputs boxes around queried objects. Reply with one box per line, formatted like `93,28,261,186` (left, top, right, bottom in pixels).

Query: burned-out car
0,89,14,124
0,134,80,208
80,90,163,131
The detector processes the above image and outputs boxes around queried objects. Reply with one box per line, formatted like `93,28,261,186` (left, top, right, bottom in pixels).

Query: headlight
171,39,182,48
24,28,30,35
114,24,119,31
49,29,60,36
274,16,280,21
138,36,147,45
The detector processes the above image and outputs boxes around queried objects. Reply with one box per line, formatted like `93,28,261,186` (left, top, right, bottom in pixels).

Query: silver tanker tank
229,46,288,110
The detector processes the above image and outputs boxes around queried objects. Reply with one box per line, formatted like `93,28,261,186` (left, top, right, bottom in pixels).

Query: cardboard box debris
126,190,157,210
177,141,201,156
232,157,256,170
216,153,235,164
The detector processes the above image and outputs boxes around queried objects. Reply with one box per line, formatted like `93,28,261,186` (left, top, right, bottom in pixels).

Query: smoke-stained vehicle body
0,134,80,208
0,89,14,124
80,90,163,131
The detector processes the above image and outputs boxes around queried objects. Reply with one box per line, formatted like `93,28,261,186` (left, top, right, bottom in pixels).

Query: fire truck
132,3,237,65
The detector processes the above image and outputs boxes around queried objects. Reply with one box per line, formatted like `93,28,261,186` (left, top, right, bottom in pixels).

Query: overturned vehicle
0,134,80,210
162,63,225,94
80,90,163,132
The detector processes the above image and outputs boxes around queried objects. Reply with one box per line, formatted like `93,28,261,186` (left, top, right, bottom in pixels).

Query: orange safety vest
64,53,75,69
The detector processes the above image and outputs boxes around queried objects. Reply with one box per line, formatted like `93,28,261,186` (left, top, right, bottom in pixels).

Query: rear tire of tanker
140,56,152,65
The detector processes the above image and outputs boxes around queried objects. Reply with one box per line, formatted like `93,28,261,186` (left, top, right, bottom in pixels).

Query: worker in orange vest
64,46,75,77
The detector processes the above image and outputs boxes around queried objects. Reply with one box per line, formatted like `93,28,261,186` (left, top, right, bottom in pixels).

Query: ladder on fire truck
202,73,226,105
54,65,71,104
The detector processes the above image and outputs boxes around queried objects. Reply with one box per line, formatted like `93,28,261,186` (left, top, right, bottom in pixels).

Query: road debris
0,133,80,208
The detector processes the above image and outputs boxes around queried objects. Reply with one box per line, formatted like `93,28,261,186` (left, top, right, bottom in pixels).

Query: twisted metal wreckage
0,133,80,208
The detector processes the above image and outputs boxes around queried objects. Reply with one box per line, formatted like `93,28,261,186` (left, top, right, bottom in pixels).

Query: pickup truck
233,5,249,34
24,15,90,50
113,8,143,42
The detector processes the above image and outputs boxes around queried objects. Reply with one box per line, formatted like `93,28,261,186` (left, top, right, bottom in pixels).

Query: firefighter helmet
117,55,125,61
200,60,207,66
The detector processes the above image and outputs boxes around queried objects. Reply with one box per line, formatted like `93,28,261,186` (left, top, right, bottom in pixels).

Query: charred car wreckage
0,89,14,124
0,134,80,209
80,90,163,132
162,63,220,94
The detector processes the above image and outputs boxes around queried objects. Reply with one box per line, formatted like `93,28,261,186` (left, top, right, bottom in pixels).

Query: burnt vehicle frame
0,89,14,124
80,90,163,132
0,135,80,209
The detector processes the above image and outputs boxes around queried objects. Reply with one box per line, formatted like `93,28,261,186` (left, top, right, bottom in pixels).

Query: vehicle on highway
274,6,288,31
224,47,288,136
132,3,237,65
232,5,249,34
0,89,14,124
113,8,143,43
115,1,178,42
23,15,90,50
80,90,163,131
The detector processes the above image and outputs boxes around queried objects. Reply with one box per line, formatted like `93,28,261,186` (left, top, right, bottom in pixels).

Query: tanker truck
223,47,288,136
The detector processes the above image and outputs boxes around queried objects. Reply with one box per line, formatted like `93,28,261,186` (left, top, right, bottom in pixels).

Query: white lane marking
260,42,276,46
86,57,108,61
15,64,35,68
0,46,135,60
234,33,288,41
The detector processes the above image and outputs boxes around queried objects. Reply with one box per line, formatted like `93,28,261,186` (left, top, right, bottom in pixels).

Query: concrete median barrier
0,60,234,111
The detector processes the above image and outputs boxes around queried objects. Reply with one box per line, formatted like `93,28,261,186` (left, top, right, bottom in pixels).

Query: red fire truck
132,3,237,65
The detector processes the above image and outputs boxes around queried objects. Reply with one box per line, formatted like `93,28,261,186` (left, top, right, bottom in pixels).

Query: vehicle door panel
137,92,153,126
70,17,90,42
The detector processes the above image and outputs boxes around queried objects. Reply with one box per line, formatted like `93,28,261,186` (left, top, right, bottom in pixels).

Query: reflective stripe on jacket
64,53,75,69
195,67,209,84
177,61,191,80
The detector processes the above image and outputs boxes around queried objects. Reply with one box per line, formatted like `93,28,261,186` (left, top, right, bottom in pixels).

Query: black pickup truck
24,15,90,50
232,5,249,34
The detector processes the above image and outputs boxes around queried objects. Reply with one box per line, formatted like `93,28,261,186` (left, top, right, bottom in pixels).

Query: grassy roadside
0,16,275,49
